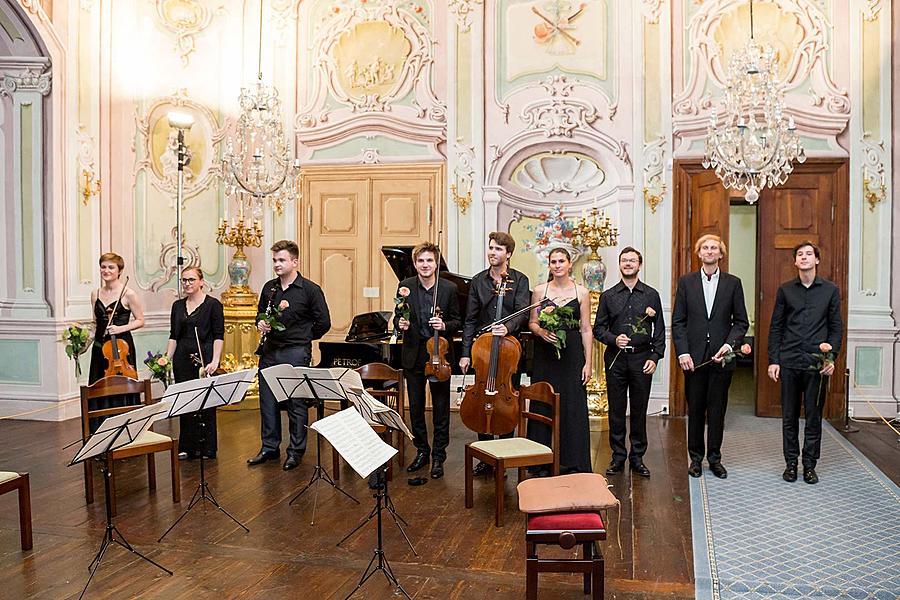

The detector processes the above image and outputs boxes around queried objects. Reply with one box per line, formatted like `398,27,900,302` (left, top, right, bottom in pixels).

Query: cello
101,277,139,379
459,275,521,436
424,238,452,382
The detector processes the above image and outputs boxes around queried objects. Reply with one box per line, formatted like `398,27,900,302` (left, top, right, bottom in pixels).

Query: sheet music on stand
262,364,349,404
343,386,413,440
159,368,256,417
311,408,397,479
70,401,171,465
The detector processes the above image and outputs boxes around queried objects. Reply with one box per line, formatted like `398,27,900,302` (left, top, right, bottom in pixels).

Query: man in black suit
768,241,842,485
672,234,749,479
396,242,460,479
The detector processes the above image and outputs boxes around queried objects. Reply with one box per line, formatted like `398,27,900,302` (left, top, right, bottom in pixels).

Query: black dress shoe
247,450,279,465
803,467,818,484
407,452,429,472
709,462,728,479
688,462,702,478
630,462,651,477
430,460,444,479
605,461,625,476
282,452,303,471
473,461,493,476
783,464,798,482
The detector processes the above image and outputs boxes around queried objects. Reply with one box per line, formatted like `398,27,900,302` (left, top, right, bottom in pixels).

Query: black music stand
337,386,417,556
156,369,256,541
307,406,411,600
261,365,359,524
69,402,174,600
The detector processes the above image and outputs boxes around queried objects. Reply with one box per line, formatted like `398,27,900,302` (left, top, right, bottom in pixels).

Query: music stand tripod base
344,465,412,600
337,469,418,557
288,404,359,524
158,416,249,542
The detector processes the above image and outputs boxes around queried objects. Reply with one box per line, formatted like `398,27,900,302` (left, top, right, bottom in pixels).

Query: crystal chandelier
221,0,299,215
703,1,805,204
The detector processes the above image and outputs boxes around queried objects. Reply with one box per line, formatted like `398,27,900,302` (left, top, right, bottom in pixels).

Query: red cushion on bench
528,512,604,531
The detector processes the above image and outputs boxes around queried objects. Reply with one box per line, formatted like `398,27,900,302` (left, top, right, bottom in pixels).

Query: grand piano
317,246,532,374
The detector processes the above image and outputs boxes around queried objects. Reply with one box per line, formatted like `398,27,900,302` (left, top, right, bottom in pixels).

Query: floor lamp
167,111,194,297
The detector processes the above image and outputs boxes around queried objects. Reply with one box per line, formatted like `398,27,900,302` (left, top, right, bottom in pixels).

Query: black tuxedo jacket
671,271,749,369
397,275,461,372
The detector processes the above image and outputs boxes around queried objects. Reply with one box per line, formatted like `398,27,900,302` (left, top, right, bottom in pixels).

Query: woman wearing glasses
165,267,225,460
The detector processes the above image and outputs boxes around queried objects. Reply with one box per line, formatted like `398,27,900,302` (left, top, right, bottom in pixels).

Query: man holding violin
396,242,460,480
459,232,531,476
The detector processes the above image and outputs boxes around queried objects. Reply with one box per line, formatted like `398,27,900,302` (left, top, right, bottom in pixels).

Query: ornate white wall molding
296,1,446,160
673,0,850,154
449,0,483,33
519,76,602,138
148,227,201,292
639,0,664,24
134,91,228,204
861,0,884,21
153,0,219,67
1,68,51,96
512,152,605,198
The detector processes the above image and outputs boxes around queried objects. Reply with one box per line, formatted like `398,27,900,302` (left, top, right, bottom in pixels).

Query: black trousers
605,351,653,464
405,347,451,462
258,344,311,456
780,366,826,468
685,366,733,464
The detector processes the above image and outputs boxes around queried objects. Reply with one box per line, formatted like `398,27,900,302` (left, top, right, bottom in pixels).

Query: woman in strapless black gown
87,252,145,431
527,247,593,474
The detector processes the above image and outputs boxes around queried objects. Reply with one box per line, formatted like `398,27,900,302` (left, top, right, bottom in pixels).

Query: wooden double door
671,159,849,418
299,163,445,341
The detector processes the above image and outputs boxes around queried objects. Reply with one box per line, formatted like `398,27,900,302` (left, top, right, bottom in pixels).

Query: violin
101,277,138,379
459,274,521,436
424,237,452,382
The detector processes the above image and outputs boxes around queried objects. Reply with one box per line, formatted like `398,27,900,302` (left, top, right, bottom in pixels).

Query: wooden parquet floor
0,408,695,600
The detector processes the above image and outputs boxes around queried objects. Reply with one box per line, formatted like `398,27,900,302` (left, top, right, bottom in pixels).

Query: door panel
691,170,731,272
307,180,370,339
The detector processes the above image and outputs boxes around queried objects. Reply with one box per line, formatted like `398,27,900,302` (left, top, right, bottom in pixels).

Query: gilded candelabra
216,200,264,407
572,208,619,428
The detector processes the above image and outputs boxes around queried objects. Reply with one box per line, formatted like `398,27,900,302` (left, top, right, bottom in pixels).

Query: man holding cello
396,242,460,480
458,232,531,476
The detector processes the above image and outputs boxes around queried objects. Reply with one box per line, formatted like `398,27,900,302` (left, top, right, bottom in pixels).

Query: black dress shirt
593,280,666,361
461,268,531,358
257,273,331,350
767,276,842,369
416,280,436,339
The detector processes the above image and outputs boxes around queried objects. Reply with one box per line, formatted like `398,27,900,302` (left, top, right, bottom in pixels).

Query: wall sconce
643,183,666,214
863,172,886,212
81,169,100,206
450,183,472,215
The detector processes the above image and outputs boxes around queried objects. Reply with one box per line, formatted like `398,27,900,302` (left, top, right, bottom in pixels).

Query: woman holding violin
165,267,225,460
396,241,460,480
88,253,145,429
527,246,593,474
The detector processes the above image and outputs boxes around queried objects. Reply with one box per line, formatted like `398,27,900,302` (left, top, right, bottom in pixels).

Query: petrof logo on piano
333,358,363,368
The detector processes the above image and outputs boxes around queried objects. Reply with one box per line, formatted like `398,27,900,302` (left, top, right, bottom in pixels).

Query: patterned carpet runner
691,413,900,599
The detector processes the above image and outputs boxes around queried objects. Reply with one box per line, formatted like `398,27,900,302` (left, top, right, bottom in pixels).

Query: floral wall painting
135,94,227,204
332,20,412,101
505,0,607,81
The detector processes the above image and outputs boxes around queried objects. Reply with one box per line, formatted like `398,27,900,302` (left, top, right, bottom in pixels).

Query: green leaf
557,329,567,348
272,322,287,332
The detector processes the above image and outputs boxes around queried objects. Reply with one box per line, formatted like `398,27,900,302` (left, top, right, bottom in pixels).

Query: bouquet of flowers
607,307,656,369
144,351,172,386
538,303,580,360
257,299,289,333
60,323,92,378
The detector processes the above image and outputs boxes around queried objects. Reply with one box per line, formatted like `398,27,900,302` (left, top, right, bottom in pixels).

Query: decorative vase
582,254,607,293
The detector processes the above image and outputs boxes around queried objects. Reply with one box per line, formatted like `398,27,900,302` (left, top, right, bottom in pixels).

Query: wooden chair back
355,362,405,416
518,381,561,474
79,376,155,442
